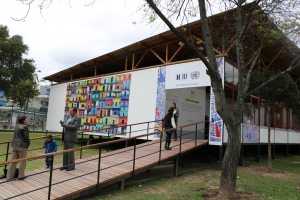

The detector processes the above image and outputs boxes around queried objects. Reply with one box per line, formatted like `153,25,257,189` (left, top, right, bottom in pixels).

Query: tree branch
243,43,263,94
145,0,218,80
246,54,300,96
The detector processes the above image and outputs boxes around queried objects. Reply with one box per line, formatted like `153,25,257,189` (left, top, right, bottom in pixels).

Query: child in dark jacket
43,134,57,168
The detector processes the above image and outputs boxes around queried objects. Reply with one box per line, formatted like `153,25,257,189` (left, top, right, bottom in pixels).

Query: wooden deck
0,139,207,200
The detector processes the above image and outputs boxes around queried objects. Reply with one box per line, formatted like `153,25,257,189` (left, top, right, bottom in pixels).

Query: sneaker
18,177,26,180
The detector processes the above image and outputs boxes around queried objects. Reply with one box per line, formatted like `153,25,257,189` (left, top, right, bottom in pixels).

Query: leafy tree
0,25,39,108
142,0,300,197
250,71,300,171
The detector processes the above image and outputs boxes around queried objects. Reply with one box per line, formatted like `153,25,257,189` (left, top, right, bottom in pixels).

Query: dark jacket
63,115,81,143
162,112,173,130
43,140,57,154
11,124,30,149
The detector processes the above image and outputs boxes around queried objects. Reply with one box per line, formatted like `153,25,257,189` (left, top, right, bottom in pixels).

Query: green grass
0,131,102,171
238,171,300,200
82,156,300,200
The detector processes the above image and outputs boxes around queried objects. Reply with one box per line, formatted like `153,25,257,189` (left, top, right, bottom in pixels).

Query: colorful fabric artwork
209,57,224,145
155,67,166,125
154,67,166,138
65,74,131,133
242,123,259,143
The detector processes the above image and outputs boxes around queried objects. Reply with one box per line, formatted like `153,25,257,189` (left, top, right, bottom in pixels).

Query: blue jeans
45,155,53,168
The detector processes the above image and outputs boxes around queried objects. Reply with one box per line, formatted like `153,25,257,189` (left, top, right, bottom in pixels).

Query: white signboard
165,61,211,89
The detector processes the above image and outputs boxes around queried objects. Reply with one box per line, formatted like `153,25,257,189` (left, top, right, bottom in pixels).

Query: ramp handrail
0,121,206,200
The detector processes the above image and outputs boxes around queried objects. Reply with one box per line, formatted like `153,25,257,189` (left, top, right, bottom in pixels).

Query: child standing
43,134,57,168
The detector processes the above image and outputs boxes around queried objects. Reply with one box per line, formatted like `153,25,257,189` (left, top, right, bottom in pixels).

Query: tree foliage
251,71,300,109
0,25,39,108
251,71,300,171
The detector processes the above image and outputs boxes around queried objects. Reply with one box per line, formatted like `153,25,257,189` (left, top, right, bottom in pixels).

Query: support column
173,157,179,177
219,146,224,162
256,144,261,162
120,179,125,190
238,145,244,166
272,144,276,160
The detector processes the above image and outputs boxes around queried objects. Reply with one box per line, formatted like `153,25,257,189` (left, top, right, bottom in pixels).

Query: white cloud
0,0,166,83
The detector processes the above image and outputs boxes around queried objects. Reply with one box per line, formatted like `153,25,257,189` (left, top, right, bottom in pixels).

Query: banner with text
165,61,211,89
209,58,224,145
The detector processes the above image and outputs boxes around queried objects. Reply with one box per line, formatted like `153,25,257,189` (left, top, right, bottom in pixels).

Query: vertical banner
155,67,166,124
209,57,224,145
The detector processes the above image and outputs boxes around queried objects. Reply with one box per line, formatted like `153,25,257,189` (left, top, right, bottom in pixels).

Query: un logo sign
190,71,200,79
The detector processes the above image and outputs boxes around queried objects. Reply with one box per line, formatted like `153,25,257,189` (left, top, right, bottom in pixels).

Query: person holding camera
59,108,81,171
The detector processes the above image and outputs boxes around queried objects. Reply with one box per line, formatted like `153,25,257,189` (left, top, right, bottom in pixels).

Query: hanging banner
209,57,224,145
155,67,166,124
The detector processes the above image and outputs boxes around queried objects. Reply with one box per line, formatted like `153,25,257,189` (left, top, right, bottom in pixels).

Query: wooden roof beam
224,37,237,55
134,50,149,69
190,33,223,56
150,48,166,64
264,48,284,71
168,45,184,63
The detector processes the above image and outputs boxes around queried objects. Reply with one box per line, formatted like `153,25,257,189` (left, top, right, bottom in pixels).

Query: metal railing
0,121,206,200
0,120,161,169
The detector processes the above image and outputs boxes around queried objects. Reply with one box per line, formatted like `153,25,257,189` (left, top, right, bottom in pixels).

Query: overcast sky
0,0,169,83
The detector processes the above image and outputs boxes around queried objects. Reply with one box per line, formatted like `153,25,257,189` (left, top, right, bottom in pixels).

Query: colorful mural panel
65,74,131,133
242,123,259,143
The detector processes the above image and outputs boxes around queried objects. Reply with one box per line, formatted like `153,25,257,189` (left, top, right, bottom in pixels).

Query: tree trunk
267,125,272,172
220,122,241,198
267,108,273,172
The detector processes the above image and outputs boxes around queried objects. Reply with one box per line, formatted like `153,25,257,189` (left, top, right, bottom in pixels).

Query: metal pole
47,156,54,200
126,125,132,148
97,145,102,186
80,132,83,159
159,131,162,163
179,127,182,154
10,104,13,129
132,138,136,174
4,142,10,172
107,128,110,152
195,124,198,147
146,122,149,141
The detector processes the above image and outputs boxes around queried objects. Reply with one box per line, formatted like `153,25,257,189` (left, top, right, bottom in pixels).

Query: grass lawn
0,131,103,171
81,155,300,200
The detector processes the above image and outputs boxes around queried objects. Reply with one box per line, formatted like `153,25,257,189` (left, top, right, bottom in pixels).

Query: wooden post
120,179,125,190
173,157,179,177
125,57,128,71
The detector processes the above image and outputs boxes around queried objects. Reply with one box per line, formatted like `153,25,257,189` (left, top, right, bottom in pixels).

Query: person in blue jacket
43,134,57,168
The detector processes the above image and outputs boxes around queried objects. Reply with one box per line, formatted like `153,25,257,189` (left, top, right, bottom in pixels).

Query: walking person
59,108,81,171
43,134,57,169
171,102,179,141
7,116,30,180
162,107,175,150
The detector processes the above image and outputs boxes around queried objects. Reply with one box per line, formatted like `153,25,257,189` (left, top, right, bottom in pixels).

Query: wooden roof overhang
44,4,300,84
